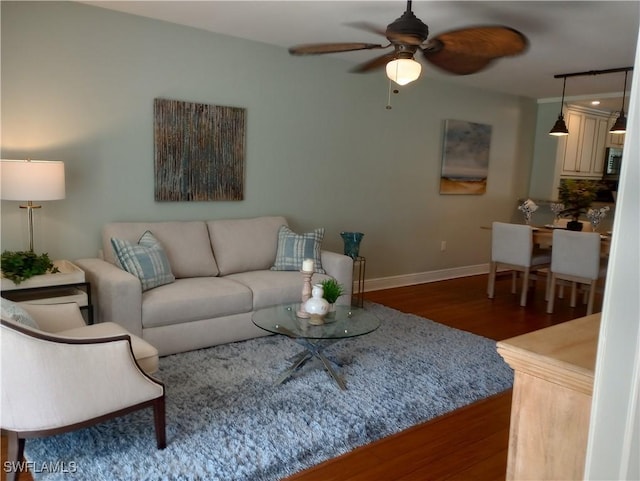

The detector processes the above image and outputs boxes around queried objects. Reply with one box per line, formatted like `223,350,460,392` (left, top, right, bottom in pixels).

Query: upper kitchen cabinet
556,105,612,178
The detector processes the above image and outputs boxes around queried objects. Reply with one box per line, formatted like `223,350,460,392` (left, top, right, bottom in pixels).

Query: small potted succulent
557,179,600,231
1,250,60,285
319,278,345,317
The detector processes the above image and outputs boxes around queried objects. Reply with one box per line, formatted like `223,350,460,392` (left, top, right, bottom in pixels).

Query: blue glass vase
340,232,364,259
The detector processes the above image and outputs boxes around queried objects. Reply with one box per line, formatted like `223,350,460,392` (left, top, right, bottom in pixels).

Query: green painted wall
529,101,564,200
1,1,538,280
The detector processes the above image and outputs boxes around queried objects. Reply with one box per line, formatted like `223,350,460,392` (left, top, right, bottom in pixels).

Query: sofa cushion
111,231,175,291
270,225,326,274
0,299,39,329
227,270,332,310
207,216,287,276
141,277,253,329
103,222,218,278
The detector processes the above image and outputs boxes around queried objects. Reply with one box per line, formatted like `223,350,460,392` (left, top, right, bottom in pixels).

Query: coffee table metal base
276,338,346,390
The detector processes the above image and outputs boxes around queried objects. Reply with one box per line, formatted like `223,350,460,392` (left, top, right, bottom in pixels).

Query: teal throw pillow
0,299,39,329
111,231,175,291
271,225,325,274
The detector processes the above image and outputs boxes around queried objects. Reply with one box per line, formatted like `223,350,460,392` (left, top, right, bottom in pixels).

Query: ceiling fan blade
346,21,388,37
421,26,527,75
351,52,398,73
420,48,494,75
428,26,528,59
289,42,388,56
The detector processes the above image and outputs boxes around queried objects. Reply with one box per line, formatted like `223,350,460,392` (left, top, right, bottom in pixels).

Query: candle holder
296,269,313,318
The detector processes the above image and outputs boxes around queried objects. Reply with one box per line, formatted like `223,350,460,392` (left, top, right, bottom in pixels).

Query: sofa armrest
74,258,143,337
320,250,354,305
20,302,87,333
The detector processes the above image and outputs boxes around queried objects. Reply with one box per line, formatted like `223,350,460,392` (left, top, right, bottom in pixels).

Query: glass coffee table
252,303,380,390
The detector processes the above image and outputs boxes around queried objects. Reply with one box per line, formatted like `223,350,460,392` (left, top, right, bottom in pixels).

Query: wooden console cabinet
497,314,600,480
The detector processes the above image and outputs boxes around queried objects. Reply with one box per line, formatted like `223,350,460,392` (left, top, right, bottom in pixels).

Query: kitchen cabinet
556,105,610,178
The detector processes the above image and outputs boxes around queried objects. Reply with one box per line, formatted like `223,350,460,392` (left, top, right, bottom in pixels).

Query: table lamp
1,159,66,252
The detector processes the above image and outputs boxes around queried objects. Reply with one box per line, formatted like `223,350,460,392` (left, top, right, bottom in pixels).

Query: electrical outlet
440,241,447,252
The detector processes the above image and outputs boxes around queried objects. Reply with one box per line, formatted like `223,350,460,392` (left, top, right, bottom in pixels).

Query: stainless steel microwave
603,147,623,181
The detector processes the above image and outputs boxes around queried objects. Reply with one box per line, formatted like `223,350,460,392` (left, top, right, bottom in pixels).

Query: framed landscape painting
440,119,492,195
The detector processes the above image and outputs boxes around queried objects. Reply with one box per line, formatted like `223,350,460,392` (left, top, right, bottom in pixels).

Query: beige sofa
75,216,353,356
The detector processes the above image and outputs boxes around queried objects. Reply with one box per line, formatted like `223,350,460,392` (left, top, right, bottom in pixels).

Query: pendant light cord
620,71,628,114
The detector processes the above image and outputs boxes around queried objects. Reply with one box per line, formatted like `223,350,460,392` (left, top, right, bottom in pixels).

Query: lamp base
19,202,42,252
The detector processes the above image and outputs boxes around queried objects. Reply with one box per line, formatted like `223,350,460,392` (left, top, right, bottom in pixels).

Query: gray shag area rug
25,302,513,481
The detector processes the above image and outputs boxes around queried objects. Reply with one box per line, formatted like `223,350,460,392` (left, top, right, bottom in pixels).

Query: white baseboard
361,264,490,292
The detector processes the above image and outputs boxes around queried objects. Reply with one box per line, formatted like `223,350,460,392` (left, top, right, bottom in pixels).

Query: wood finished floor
2,273,599,481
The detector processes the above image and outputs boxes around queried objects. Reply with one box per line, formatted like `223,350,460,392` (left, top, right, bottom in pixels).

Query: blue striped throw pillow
270,225,325,274
111,231,175,291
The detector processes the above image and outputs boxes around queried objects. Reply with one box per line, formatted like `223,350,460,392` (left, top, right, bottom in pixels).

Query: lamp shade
610,111,627,134
386,58,422,86
549,115,569,136
1,159,66,201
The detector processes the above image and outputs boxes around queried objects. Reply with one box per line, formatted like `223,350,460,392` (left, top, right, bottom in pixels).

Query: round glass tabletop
252,303,380,340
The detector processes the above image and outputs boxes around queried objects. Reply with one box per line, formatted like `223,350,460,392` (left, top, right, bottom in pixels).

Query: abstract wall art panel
154,98,246,201
440,119,492,195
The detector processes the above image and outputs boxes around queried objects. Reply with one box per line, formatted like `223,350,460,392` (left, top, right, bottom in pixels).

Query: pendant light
610,70,628,134
549,77,569,136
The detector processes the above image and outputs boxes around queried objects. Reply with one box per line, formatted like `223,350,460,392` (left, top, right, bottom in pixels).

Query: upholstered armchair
0,302,166,481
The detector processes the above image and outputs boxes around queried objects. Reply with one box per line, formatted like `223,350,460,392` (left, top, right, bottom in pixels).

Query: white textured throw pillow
0,299,39,329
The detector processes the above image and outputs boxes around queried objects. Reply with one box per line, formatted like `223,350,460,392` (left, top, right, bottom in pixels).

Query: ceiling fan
289,0,528,85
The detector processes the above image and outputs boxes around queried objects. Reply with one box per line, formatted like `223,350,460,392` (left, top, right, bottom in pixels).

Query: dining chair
546,229,607,315
487,222,552,307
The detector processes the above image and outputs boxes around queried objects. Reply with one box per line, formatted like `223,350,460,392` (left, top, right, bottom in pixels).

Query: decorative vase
304,284,330,325
567,220,583,231
340,232,364,259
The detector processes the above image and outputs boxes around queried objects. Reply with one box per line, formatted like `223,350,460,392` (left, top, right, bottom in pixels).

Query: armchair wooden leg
5,431,26,481
153,397,167,449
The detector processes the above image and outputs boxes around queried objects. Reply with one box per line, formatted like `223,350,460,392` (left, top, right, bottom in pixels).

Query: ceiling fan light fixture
386,58,421,86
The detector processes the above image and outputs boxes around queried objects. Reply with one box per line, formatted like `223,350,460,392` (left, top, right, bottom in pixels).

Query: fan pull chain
386,79,400,110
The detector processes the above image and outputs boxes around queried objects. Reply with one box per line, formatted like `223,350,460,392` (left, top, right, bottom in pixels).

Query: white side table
1,260,94,324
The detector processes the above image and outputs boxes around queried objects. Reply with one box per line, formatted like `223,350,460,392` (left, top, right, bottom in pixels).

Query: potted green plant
0,250,60,285
557,179,600,231
319,278,345,317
